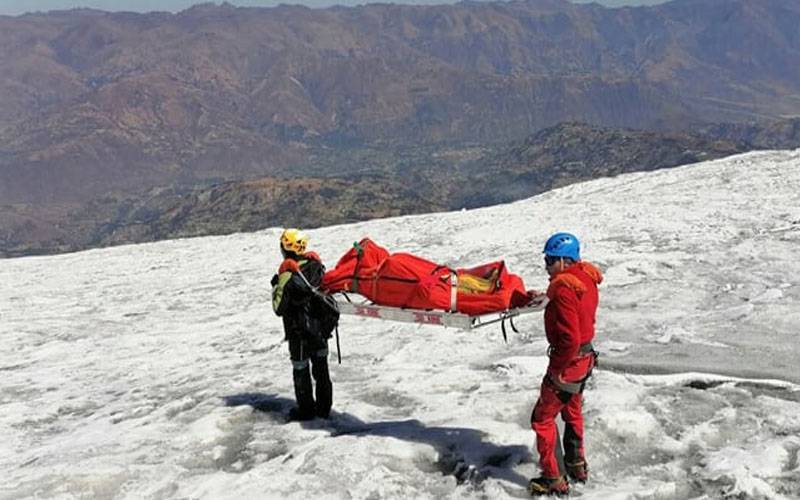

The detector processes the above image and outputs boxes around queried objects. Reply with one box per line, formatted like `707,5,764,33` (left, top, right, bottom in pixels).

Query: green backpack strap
352,241,364,294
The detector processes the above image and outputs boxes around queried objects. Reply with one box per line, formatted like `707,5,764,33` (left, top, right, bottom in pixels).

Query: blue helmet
543,232,580,261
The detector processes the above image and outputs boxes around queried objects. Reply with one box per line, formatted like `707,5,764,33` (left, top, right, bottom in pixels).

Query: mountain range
2,0,800,256
6,119,800,257
2,0,800,206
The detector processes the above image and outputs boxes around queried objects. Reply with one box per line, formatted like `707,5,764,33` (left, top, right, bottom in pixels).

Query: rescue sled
321,238,548,337
334,292,547,337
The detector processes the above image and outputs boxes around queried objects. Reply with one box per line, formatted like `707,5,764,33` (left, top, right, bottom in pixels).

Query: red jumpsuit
531,261,602,478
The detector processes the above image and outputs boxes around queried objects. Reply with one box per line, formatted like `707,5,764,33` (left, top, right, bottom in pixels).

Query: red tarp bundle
321,238,530,315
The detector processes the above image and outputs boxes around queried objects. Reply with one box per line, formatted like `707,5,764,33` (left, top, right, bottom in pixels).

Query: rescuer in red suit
528,232,603,496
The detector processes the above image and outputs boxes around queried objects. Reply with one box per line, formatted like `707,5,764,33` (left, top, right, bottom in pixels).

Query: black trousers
288,335,332,418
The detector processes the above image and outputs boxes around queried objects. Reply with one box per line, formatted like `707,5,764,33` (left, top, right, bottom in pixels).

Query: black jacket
271,254,328,345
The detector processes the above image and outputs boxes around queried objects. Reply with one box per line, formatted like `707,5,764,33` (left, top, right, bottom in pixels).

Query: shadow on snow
223,392,532,488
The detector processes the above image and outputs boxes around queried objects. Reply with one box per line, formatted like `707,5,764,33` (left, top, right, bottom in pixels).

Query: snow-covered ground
2,149,800,499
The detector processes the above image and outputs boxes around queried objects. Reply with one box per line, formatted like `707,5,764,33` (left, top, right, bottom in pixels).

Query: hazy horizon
0,0,670,16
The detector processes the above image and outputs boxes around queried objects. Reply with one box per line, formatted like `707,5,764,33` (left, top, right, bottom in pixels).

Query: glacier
2,149,799,499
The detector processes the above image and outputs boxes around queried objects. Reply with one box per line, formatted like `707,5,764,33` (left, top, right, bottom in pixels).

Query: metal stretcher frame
335,294,548,338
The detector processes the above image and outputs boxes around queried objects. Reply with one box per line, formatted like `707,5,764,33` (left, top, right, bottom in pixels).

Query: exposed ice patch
751,288,784,304
646,325,728,347
599,340,633,356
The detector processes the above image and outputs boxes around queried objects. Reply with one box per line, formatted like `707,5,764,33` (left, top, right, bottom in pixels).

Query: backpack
296,262,340,339
295,261,342,362
311,290,340,338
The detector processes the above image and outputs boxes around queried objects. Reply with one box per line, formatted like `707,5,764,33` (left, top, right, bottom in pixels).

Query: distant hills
2,0,800,206
5,120,799,257
2,0,800,256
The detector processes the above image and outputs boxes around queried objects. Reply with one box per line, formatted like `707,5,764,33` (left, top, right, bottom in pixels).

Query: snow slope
2,149,799,499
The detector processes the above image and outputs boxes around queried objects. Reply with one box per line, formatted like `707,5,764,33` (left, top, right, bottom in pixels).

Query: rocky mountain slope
450,122,744,207
6,121,781,257
2,0,800,207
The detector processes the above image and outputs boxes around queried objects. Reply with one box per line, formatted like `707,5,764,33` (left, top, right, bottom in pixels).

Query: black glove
270,274,279,286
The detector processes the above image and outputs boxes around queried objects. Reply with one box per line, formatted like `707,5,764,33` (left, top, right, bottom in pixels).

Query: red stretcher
321,238,547,335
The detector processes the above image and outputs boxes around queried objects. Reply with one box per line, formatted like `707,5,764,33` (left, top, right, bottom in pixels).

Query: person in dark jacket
528,232,603,496
271,228,333,421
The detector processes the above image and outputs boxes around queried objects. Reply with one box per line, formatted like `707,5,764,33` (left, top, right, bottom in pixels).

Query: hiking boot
287,407,315,422
528,475,569,496
566,460,588,483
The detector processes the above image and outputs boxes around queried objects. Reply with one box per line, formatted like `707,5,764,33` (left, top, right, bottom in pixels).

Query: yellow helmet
280,228,308,254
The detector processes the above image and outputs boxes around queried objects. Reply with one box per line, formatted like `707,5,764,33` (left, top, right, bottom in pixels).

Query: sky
0,0,670,16
2,148,799,499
